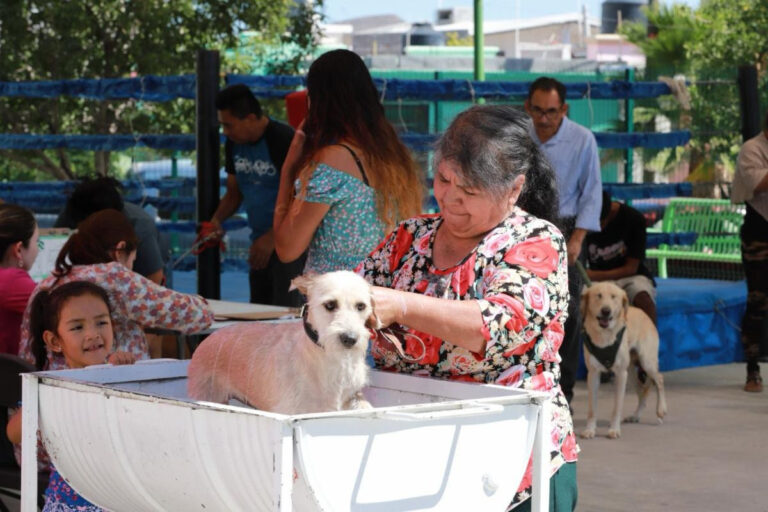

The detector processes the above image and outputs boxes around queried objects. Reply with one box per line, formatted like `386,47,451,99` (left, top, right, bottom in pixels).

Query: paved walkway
572,362,767,512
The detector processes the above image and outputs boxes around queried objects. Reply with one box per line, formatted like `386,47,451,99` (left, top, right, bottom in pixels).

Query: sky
323,0,700,24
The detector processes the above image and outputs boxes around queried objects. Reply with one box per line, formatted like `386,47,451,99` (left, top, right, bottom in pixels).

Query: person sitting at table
273,49,424,273
18,209,214,370
358,104,578,511
585,190,657,325
0,203,40,355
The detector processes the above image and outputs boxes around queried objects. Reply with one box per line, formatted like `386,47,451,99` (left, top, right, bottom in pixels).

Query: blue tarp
0,134,196,151
0,75,196,101
605,182,693,200
647,232,698,248
226,75,673,101
2,75,675,102
0,130,692,151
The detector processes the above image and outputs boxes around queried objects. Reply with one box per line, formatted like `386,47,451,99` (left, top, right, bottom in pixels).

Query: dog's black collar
300,303,321,346
583,326,626,370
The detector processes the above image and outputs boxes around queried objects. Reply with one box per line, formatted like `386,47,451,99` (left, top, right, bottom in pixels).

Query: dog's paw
579,428,596,439
656,416,664,425
623,414,640,423
607,428,621,439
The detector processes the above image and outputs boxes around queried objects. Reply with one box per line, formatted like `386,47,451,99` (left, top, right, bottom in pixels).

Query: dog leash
171,232,218,269
373,326,427,364
575,260,593,287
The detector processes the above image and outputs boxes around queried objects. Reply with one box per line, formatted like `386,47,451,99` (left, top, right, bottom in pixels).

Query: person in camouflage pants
734,111,768,392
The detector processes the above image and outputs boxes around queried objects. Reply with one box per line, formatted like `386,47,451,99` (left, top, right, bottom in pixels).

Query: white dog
580,281,667,439
187,271,374,415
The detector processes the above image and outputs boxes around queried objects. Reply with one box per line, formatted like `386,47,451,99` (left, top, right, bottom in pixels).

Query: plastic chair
0,354,49,511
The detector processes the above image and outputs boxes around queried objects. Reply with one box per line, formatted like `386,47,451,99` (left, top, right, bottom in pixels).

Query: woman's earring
17,260,23,268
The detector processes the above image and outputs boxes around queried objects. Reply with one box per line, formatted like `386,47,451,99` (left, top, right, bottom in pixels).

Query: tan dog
187,271,373,415
580,281,667,439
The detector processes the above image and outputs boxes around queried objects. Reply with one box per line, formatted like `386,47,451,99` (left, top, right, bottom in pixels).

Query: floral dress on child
357,208,579,509
296,163,385,273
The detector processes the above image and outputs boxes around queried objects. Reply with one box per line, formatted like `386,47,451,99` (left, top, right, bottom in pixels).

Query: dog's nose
600,307,611,317
339,333,358,348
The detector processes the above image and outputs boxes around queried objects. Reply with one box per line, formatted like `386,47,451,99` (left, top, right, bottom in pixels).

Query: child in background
0,203,40,355
6,281,135,512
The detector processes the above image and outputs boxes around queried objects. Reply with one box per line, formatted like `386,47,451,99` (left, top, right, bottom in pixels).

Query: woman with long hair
273,49,424,273
0,203,40,355
18,209,213,370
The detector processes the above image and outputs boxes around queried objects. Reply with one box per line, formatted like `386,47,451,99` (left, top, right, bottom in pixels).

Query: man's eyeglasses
529,106,563,120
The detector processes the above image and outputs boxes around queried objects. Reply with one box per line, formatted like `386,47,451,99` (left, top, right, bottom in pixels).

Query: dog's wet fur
187,271,374,415
580,282,667,439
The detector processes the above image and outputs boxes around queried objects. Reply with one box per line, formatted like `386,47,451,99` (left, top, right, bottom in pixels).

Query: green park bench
646,197,745,279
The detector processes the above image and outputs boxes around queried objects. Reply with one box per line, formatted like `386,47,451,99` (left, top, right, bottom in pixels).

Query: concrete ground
572,362,767,512
2,363,765,512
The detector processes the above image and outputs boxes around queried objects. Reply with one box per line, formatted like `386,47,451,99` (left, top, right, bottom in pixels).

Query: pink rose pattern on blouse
357,208,578,509
18,262,214,371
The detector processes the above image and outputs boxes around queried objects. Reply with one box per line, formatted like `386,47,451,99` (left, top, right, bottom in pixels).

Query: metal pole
737,65,761,141
625,67,635,183
196,49,221,299
473,0,484,82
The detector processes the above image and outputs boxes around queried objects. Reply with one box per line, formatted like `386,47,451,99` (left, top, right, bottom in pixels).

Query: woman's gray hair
434,104,560,225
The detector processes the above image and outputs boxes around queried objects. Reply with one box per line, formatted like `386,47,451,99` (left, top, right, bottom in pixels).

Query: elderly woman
358,104,578,511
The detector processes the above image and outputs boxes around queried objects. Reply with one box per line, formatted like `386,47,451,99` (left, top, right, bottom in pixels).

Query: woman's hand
371,286,408,327
108,351,137,365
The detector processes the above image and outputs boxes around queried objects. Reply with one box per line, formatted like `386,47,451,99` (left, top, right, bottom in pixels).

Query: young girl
7,281,136,511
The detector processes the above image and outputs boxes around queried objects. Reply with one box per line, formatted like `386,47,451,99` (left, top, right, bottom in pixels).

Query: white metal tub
21,360,551,511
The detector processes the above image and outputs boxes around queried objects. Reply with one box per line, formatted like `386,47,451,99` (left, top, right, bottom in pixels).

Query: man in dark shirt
200,84,304,306
585,190,657,324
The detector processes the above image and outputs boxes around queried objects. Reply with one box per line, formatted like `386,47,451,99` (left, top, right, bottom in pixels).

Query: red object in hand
193,221,225,254
285,89,308,129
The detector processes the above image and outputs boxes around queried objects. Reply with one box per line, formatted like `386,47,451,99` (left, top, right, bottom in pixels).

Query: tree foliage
620,4,700,78
0,0,321,180
620,0,767,185
689,0,768,71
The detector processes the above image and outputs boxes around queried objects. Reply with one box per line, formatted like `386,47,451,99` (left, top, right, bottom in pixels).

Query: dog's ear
579,286,590,319
290,273,315,295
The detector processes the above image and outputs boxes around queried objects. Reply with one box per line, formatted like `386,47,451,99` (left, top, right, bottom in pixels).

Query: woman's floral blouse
357,208,578,509
18,262,214,370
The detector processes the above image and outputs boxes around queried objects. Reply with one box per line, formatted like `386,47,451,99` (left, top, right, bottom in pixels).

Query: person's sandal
744,371,763,393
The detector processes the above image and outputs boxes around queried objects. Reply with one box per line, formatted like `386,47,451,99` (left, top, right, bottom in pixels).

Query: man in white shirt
526,76,602,405
733,111,768,393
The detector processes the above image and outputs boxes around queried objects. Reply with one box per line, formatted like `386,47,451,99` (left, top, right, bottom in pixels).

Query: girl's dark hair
296,49,423,227
0,203,37,260
29,281,112,371
435,104,561,227
54,209,138,277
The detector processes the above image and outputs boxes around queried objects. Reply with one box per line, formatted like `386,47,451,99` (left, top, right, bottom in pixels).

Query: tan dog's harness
583,326,626,370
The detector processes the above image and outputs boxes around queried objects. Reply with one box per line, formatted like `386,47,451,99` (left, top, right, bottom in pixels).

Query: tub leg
531,399,551,512
21,374,39,512
274,424,293,511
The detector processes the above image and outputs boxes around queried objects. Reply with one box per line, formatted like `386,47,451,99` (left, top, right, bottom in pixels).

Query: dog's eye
597,293,602,299
355,302,367,312
323,300,338,312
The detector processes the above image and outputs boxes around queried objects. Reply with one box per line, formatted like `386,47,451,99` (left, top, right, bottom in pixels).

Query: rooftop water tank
405,22,445,47
602,0,648,34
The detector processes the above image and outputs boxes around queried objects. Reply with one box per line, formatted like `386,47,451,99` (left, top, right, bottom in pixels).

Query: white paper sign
28,229,73,282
